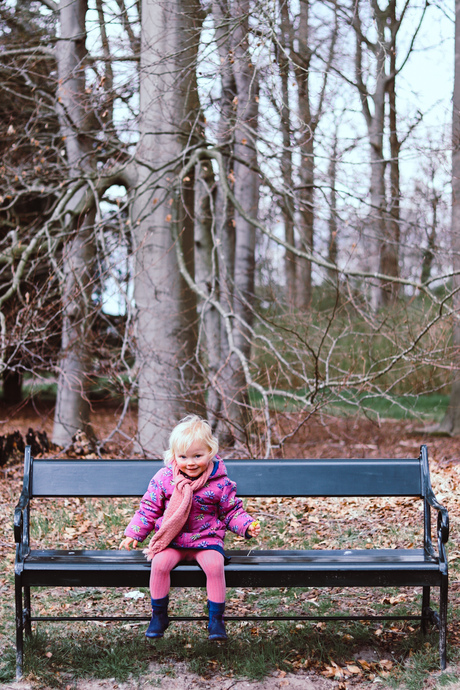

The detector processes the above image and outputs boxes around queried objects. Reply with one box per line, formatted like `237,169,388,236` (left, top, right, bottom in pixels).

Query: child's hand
247,520,260,538
119,536,138,550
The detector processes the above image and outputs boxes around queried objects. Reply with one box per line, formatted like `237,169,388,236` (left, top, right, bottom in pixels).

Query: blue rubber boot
145,596,169,638
207,600,227,641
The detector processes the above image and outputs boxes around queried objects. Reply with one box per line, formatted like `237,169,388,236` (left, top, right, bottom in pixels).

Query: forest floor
0,402,460,689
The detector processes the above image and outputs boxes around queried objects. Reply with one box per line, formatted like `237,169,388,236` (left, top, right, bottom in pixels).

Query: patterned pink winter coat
124,459,254,556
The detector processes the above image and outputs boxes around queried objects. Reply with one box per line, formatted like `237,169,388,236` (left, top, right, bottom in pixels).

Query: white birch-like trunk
368,106,386,311
132,0,202,454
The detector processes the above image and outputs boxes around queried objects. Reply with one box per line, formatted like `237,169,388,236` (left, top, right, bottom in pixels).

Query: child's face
175,441,214,478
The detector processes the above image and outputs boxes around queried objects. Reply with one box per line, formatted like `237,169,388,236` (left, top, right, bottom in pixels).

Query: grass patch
0,646,16,683
15,617,446,688
386,642,444,690
247,387,449,420
436,671,460,687
327,391,449,421
22,626,151,687
2,575,454,687
156,629,294,680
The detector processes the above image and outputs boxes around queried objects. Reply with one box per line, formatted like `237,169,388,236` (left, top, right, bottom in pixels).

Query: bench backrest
26,449,429,499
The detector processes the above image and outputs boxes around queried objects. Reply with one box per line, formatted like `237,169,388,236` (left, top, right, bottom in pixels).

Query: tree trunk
295,0,314,310
52,0,95,446
132,0,203,454
420,198,438,286
280,0,337,309
327,134,338,282
279,0,297,308
212,0,237,357
194,159,223,429
211,0,259,446
53,218,95,445
368,106,386,311
439,0,460,434
379,8,400,304
353,0,387,311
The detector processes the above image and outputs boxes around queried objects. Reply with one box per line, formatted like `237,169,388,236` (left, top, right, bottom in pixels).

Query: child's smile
175,441,213,478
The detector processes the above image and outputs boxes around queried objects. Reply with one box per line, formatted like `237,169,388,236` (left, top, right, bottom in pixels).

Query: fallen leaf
379,659,394,670
347,664,362,674
358,659,371,669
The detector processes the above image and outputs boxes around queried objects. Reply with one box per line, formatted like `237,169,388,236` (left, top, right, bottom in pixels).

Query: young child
120,415,261,641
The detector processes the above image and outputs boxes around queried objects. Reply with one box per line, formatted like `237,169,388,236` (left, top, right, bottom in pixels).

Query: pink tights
149,548,226,603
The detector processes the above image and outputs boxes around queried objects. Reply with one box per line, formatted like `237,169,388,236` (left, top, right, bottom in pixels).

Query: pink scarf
144,458,215,561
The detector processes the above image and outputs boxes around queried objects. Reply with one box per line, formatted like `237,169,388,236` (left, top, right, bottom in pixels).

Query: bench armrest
425,487,449,544
424,489,449,572
14,491,30,547
437,510,449,545
14,447,32,557
14,506,23,544
420,445,449,566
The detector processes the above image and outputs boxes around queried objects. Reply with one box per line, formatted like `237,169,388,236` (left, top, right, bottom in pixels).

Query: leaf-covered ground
1,402,459,689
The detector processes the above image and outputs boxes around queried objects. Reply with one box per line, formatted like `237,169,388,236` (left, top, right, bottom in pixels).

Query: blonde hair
164,415,219,464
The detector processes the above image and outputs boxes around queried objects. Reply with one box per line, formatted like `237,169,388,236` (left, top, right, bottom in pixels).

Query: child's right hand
119,536,139,550
247,520,261,538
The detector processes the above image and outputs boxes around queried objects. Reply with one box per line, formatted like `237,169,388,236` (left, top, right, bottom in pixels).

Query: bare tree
344,0,428,308
51,0,97,445
1,0,459,456
131,0,205,454
275,0,338,309
0,1,60,404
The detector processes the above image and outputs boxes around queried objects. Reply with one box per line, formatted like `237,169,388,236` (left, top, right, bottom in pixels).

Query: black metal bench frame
14,444,449,679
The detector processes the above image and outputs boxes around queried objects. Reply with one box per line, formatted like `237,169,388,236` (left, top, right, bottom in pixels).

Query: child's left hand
247,520,261,537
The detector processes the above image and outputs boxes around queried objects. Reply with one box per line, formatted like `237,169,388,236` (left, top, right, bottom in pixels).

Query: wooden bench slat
30,458,422,497
23,547,438,563
21,548,442,591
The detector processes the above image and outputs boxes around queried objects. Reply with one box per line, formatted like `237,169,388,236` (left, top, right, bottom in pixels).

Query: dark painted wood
30,458,422,497
21,548,443,589
23,547,439,566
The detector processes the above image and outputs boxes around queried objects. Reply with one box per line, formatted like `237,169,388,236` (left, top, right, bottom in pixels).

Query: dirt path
0,666,335,689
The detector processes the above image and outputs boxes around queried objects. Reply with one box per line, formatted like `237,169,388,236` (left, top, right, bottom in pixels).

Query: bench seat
21,547,442,589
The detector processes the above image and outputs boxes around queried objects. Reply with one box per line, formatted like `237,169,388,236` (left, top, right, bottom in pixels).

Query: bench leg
24,586,32,637
15,576,24,680
421,586,430,634
439,575,448,671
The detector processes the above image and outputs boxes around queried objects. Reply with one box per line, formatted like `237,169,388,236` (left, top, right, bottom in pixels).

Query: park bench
14,444,449,679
